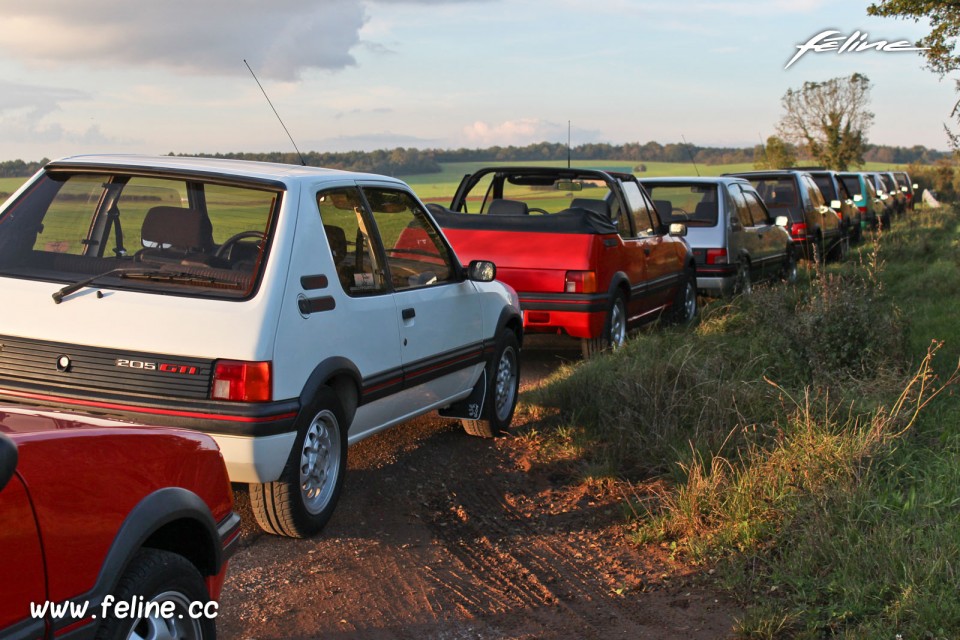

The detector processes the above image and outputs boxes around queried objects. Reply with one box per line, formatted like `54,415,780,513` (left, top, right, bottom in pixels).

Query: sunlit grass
527,204,960,637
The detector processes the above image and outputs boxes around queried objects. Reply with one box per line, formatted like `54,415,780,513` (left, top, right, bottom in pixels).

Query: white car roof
47,154,407,187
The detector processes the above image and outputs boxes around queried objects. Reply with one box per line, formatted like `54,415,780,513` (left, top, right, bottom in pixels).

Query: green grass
528,204,960,638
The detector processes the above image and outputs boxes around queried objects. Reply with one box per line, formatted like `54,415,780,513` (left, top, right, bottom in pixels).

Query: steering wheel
215,231,265,259
528,207,549,215
672,207,691,217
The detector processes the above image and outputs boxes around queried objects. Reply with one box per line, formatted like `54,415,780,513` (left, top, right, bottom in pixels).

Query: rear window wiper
52,268,241,304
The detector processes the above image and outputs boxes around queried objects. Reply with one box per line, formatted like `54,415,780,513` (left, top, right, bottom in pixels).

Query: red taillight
705,248,728,265
858,206,867,215
212,360,272,402
790,222,808,239
565,271,598,293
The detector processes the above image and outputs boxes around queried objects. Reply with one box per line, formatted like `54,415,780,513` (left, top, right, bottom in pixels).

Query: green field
2,160,913,207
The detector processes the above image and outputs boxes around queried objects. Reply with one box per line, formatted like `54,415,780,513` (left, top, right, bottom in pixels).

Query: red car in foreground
427,166,697,357
0,405,239,639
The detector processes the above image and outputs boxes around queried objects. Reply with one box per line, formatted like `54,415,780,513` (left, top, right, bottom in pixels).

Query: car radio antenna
567,120,571,168
681,134,700,176
244,59,307,166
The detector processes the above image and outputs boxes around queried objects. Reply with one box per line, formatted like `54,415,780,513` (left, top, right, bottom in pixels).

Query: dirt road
218,343,739,639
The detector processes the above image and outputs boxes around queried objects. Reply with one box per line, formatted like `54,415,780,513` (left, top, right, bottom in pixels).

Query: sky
0,0,955,162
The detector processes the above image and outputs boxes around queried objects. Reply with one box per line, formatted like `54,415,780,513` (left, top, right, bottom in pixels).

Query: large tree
777,73,874,171
868,2,960,146
867,1,960,76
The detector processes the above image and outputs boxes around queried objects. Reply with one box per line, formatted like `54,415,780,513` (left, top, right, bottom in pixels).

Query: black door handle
402,307,416,320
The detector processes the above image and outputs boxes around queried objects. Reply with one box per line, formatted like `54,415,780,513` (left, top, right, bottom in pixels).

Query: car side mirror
830,199,842,209
467,260,496,282
668,222,687,237
774,215,789,227
0,433,18,493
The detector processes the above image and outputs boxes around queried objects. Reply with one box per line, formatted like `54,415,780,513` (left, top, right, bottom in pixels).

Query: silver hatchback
641,176,795,297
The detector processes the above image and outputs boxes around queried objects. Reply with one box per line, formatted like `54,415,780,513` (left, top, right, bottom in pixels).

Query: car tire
734,261,752,296
251,386,347,538
95,548,215,640
581,291,627,358
780,249,798,284
669,270,698,326
462,330,521,438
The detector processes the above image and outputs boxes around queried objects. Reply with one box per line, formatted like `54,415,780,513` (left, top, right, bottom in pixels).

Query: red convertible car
428,166,697,357
0,405,239,639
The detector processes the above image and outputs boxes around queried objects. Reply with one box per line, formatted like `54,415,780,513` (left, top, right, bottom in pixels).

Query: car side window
362,187,455,290
728,185,753,228
617,181,646,237
621,181,656,236
316,187,387,296
742,190,771,226
804,176,825,208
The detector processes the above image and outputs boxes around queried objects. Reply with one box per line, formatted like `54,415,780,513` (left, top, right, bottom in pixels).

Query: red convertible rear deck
429,167,697,357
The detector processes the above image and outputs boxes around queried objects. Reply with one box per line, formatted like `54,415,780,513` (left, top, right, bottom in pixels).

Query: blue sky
0,1,953,161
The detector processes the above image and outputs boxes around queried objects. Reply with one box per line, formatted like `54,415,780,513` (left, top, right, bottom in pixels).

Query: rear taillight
212,360,272,402
790,222,808,239
705,248,728,265
565,271,598,293
858,206,868,215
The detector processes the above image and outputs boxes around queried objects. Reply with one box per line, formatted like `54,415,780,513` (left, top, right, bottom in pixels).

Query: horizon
0,1,954,162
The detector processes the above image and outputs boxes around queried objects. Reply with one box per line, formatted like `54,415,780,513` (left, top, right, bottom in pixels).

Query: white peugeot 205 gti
0,154,523,537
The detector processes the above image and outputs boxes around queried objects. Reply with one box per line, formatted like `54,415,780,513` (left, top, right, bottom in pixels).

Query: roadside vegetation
529,204,960,638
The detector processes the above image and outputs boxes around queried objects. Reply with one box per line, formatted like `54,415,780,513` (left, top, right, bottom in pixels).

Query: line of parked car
0,155,916,638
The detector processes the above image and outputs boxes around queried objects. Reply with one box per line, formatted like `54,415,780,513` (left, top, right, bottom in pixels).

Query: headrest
141,206,213,250
570,198,610,218
487,199,529,215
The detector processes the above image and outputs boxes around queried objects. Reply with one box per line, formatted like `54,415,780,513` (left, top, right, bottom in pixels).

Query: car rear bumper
519,292,607,339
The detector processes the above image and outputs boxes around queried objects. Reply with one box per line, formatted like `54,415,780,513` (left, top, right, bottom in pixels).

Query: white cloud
0,0,493,80
462,119,566,146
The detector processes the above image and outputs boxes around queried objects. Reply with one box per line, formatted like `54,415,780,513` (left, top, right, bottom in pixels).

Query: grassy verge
528,205,960,638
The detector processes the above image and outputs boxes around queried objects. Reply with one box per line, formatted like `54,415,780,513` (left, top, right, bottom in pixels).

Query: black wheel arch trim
48,487,224,637
495,305,524,345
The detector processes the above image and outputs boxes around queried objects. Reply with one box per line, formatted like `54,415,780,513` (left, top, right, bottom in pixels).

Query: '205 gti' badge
115,358,199,375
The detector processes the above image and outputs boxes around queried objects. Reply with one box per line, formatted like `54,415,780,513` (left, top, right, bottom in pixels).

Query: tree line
0,141,948,179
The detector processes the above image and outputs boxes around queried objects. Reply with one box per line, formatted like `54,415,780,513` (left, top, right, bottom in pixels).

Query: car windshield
453,170,619,217
0,169,280,299
642,183,719,227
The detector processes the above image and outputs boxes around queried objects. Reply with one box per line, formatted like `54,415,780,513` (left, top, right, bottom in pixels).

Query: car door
802,175,839,240
727,184,764,279
631,181,684,310
359,185,485,411
309,185,405,440
741,186,783,279
616,180,659,318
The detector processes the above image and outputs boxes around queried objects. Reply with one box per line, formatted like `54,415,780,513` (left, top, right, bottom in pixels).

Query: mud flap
438,372,486,420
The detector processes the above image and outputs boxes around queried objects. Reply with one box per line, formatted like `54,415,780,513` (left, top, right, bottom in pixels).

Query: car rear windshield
811,174,838,201
839,175,862,198
642,183,719,227
0,169,281,299
746,178,798,210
